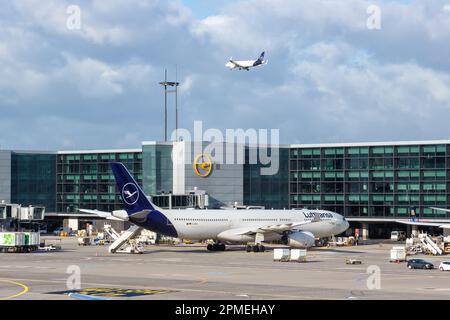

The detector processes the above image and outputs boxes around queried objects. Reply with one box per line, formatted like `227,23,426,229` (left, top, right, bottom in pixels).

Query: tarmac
0,237,449,300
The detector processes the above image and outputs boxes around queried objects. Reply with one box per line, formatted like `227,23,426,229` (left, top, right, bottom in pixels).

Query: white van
391,231,406,241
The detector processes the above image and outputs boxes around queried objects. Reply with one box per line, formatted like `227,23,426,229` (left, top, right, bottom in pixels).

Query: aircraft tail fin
258,51,265,62
110,162,155,215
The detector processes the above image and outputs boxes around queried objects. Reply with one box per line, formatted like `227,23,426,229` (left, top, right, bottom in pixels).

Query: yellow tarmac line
0,279,29,300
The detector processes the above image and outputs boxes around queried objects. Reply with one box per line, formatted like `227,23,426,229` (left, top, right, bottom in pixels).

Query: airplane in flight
225,52,268,71
83,163,349,252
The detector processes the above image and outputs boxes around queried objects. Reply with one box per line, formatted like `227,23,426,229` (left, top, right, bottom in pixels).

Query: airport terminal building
1,140,450,238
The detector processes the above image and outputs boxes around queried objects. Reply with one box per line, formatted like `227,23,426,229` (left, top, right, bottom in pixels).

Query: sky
1,0,450,150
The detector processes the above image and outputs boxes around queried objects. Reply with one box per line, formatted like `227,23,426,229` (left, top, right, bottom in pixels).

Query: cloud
55,55,156,99
289,42,450,131
1,0,450,150
179,74,196,95
10,0,191,46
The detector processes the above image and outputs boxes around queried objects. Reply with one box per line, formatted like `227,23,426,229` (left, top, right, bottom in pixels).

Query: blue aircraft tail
257,51,265,62
110,162,155,215
110,162,178,237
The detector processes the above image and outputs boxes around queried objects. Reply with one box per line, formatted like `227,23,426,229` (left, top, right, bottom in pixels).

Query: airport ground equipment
418,233,443,255
107,225,144,254
391,231,406,241
345,258,362,264
0,232,40,252
40,238,62,251
328,236,353,247
345,259,362,265
137,229,157,245
103,224,120,242
77,237,92,246
24,232,40,250
290,249,307,262
444,243,450,254
407,244,423,255
273,248,290,262
390,246,407,262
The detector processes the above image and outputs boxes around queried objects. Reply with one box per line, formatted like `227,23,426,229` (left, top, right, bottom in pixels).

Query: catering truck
0,232,40,253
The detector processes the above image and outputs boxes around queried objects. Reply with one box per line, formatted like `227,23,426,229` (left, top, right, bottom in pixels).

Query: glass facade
6,140,450,221
11,152,57,212
142,144,173,196
57,151,142,213
289,144,450,219
244,147,289,209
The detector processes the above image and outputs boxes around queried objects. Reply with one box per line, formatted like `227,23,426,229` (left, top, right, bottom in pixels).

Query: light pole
159,69,180,142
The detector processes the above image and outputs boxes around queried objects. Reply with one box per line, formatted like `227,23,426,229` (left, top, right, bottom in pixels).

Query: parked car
407,259,434,270
439,261,450,271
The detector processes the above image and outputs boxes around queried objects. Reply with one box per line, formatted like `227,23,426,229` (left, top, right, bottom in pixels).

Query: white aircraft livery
225,52,268,71
89,163,349,252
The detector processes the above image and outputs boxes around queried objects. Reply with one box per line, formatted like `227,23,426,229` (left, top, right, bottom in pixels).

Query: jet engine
283,231,316,248
217,229,253,243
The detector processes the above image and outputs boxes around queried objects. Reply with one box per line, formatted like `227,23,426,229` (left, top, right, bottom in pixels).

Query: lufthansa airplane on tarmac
83,163,349,252
225,52,268,71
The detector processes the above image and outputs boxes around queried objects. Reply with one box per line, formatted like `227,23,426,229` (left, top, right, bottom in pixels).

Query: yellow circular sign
193,153,213,177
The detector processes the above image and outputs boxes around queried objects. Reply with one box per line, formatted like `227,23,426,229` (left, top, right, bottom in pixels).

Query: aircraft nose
343,220,350,231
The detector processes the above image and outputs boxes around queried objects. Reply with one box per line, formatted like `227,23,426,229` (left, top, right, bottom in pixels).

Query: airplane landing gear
207,243,226,251
246,244,265,253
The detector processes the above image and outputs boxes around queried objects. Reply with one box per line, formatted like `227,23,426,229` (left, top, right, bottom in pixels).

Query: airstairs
103,224,121,241
106,225,144,254
419,233,443,255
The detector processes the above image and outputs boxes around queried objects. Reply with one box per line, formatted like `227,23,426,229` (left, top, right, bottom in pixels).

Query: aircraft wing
79,209,124,221
229,59,245,68
395,220,450,229
394,207,450,229
430,207,450,213
236,220,314,235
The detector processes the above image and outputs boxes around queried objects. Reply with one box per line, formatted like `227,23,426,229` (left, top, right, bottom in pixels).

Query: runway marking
69,292,110,300
49,287,176,298
2,277,337,300
0,279,29,300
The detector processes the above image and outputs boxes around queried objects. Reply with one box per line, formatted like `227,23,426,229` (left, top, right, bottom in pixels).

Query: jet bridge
105,224,144,254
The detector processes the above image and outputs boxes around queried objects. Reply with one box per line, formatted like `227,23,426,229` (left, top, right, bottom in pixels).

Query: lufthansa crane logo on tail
193,153,213,177
122,183,139,205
